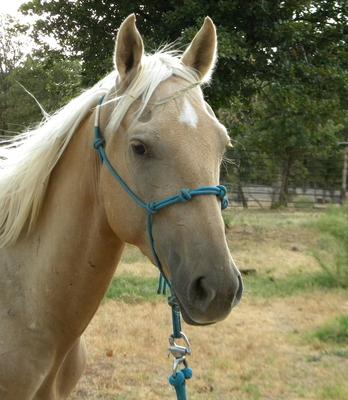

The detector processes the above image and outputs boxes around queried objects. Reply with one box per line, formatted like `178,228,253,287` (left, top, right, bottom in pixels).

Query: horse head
99,15,243,325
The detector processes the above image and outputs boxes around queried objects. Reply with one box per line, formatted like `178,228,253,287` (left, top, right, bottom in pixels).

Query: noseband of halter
92,96,229,290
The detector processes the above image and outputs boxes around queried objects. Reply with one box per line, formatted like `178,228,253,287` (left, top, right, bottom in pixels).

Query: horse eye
131,141,147,156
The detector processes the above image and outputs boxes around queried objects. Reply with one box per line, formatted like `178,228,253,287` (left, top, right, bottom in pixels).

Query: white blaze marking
179,98,198,128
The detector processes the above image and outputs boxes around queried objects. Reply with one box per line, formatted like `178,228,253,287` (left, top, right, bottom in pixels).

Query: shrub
293,195,315,209
311,204,348,287
223,212,234,229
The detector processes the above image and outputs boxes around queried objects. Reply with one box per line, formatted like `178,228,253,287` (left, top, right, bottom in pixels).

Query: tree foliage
21,1,348,103
0,14,28,77
1,1,347,204
3,53,82,131
0,14,28,133
0,14,82,135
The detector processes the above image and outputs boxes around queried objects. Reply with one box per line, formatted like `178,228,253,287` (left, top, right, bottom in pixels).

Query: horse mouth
180,305,215,326
171,275,243,325
173,291,218,326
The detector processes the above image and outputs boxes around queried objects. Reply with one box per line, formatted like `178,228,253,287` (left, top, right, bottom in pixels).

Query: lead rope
167,295,192,399
93,96,229,399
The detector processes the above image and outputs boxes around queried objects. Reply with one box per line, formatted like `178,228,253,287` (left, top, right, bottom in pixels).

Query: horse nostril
233,274,243,306
189,276,216,312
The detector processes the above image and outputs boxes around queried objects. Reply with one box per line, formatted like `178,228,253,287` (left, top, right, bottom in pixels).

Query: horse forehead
151,80,208,127
134,77,226,146
166,95,223,141
179,97,199,128
153,95,214,139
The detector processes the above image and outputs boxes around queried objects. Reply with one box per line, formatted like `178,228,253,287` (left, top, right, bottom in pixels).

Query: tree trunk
271,173,282,208
237,179,248,208
272,156,293,208
279,160,291,206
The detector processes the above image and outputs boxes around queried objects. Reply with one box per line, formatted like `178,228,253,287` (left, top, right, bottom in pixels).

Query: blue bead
169,371,185,386
182,367,193,379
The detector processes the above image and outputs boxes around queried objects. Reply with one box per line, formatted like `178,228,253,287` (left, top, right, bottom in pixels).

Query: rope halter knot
216,185,229,210
146,202,158,215
179,189,192,202
93,137,105,150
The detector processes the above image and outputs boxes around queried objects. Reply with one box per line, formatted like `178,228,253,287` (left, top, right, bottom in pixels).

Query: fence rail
223,152,345,208
224,183,342,208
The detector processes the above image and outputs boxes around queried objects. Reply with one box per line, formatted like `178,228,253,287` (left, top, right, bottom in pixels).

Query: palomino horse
0,14,243,399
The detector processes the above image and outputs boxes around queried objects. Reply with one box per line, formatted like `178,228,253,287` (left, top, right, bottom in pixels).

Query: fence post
271,173,282,208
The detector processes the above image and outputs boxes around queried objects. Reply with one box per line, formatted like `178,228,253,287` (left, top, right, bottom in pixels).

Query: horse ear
115,14,144,81
181,17,217,82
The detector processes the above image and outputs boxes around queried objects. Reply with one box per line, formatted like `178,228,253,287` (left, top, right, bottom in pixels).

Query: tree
20,1,348,103
0,14,82,134
0,14,29,134
20,0,177,86
19,0,348,205
3,53,82,132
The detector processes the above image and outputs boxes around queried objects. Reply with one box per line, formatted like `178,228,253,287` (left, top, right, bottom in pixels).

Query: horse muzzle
172,267,243,325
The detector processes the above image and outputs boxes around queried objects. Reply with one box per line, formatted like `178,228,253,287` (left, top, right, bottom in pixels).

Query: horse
0,14,243,399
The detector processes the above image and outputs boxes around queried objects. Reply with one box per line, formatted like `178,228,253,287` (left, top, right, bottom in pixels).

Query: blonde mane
0,50,200,247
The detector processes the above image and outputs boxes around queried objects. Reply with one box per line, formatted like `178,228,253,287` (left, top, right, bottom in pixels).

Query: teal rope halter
93,96,229,399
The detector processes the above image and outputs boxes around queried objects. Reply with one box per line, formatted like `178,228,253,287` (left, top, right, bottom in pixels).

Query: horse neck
22,110,123,338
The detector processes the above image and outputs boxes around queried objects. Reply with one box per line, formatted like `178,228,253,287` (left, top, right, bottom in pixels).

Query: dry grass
71,295,348,400
70,210,348,400
227,209,322,278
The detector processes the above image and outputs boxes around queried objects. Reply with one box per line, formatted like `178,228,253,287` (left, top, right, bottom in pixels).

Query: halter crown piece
93,96,229,400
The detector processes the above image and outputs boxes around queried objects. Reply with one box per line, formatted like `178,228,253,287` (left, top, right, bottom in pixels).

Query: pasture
70,209,348,400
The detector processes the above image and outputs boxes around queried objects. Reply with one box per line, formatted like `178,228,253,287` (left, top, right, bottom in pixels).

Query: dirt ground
70,211,348,400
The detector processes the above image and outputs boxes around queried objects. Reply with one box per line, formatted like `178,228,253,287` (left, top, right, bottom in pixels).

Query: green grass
331,349,348,358
222,212,234,229
228,208,320,224
121,245,147,264
242,383,261,400
311,315,348,344
243,272,340,298
318,384,348,400
106,270,344,304
106,274,161,303
293,195,315,209
311,204,348,288
106,208,348,304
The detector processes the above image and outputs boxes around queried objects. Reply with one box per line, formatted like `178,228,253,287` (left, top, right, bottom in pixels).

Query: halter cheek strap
93,95,229,400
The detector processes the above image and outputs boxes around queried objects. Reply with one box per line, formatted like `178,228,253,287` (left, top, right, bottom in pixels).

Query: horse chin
180,306,215,326
175,295,216,326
